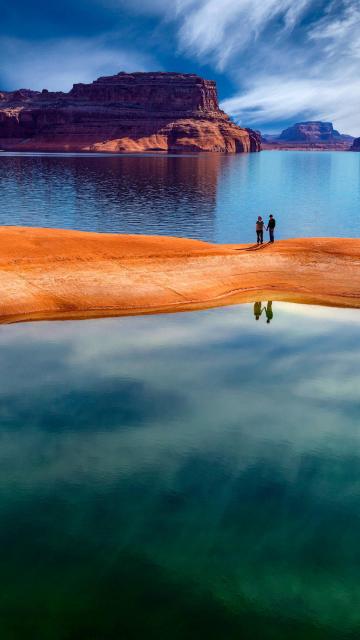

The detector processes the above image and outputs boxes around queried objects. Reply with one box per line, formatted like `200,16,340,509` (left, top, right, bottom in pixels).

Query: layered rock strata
278,121,352,144
0,227,359,324
0,72,260,153
262,121,354,150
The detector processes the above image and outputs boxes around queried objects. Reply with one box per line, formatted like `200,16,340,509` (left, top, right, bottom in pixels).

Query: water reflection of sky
1,303,360,486
1,303,360,638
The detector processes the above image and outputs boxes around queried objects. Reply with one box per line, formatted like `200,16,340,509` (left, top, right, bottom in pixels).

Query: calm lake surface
1,152,360,637
0,151,359,242
1,303,360,638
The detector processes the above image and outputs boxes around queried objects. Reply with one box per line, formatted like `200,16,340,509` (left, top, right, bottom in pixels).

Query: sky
1,0,359,135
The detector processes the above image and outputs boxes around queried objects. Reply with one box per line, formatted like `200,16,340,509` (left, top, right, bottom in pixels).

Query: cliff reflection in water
0,154,223,238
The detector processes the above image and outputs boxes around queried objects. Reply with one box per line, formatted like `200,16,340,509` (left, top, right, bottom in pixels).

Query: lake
0,150,359,242
1,303,360,639
1,151,360,638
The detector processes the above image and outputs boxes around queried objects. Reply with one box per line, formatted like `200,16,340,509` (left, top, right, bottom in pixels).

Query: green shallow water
1,303,360,639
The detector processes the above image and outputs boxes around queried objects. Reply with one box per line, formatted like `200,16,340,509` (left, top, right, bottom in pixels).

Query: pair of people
256,215,276,244
254,301,273,324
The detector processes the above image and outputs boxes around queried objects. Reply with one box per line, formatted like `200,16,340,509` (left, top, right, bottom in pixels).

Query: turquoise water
1,303,360,638
1,150,360,636
0,151,359,242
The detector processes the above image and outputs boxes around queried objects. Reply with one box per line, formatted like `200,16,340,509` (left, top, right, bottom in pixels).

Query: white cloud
174,0,312,69
309,1,360,56
0,36,159,92
221,75,360,136
168,0,360,135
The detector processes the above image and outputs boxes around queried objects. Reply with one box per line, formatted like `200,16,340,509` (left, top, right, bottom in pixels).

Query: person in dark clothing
265,301,273,323
256,216,265,244
254,301,263,320
266,215,276,243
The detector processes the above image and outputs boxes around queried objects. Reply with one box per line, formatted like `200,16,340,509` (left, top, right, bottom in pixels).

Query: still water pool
0,151,359,242
1,302,360,638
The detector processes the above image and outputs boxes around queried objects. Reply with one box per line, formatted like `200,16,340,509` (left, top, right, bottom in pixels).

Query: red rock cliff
0,72,260,153
262,121,354,150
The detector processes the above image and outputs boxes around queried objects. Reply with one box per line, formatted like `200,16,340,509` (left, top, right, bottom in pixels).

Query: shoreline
0,148,357,154
0,227,359,324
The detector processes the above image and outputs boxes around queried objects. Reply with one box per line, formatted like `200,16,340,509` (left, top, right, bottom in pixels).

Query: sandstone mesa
261,121,355,151
0,227,359,324
0,72,261,153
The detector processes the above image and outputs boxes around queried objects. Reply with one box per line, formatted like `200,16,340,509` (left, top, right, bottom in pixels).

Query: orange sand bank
0,227,359,323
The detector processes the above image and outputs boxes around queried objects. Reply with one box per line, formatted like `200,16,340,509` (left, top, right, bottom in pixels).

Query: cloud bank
169,0,360,134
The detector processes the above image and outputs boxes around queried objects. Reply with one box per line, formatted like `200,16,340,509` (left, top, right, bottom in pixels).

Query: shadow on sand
235,242,273,252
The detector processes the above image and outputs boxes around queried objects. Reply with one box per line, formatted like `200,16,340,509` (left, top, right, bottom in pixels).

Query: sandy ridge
0,226,359,323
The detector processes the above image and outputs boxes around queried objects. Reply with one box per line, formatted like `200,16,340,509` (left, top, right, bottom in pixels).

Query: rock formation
350,137,360,151
262,121,354,150
0,72,261,153
278,121,352,143
0,227,359,323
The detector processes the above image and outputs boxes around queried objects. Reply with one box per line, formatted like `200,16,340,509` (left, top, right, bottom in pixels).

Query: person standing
265,301,273,323
256,216,265,244
254,301,263,320
266,214,276,243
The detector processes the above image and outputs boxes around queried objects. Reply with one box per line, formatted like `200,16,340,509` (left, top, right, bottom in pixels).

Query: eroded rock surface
262,121,354,150
0,72,260,153
278,121,351,143
0,227,359,323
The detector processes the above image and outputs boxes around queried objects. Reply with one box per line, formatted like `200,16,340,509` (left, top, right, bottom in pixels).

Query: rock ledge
0,227,359,323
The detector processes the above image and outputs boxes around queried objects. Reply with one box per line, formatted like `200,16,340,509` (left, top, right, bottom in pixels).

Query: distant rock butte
350,137,360,151
0,72,261,153
262,121,354,150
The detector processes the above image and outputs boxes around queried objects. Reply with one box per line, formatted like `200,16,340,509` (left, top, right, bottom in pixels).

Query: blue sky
1,0,359,135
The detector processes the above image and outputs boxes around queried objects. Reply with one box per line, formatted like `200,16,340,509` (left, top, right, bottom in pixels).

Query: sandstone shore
0,227,359,323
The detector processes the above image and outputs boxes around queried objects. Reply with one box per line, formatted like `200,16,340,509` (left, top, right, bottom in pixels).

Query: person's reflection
253,301,274,323
265,301,273,323
254,301,263,320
